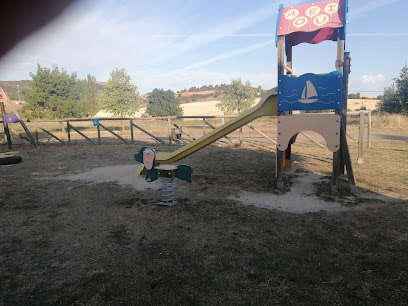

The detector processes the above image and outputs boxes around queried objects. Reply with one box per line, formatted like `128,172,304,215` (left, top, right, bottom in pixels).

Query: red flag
277,0,347,46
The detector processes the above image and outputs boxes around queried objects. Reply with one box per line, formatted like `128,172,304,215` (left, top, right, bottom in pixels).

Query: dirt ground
1,134,407,305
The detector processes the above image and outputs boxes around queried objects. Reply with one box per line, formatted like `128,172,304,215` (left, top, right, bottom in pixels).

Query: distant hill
0,80,32,100
177,89,225,103
175,84,263,104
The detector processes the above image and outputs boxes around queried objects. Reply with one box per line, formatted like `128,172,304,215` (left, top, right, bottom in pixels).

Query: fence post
167,117,172,144
67,121,71,144
35,122,39,145
202,118,206,136
97,125,101,145
130,119,134,144
357,111,364,164
60,121,66,133
367,111,372,148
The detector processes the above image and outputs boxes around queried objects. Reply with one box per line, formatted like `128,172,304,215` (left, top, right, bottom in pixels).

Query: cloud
132,69,276,93
175,40,275,72
0,0,299,82
153,34,275,38
349,74,388,95
132,39,276,92
349,33,408,37
360,74,386,86
1,0,401,96
348,0,401,19
149,0,302,64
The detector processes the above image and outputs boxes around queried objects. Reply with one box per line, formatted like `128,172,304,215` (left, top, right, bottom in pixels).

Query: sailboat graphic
298,81,318,103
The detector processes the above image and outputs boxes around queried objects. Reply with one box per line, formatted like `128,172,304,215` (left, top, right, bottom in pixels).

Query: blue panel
342,0,349,41
275,4,283,47
92,119,100,126
278,71,342,111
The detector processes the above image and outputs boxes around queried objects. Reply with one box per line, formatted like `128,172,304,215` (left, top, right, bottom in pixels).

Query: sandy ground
95,101,226,118
45,165,391,215
94,98,260,118
347,99,380,111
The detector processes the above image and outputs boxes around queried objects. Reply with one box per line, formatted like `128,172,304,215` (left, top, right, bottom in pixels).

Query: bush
378,65,408,114
146,88,183,117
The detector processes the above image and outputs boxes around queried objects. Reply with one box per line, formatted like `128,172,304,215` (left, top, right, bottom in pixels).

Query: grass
353,142,408,198
371,113,408,128
290,139,408,200
1,143,407,305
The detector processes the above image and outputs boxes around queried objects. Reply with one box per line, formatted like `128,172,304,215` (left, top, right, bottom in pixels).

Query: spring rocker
134,147,193,206
134,0,356,201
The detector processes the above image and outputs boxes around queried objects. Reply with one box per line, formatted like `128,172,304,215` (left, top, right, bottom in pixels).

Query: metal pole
276,35,285,190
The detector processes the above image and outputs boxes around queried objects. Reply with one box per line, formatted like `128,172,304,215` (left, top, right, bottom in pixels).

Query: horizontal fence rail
1,115,278,147
1,113,371,161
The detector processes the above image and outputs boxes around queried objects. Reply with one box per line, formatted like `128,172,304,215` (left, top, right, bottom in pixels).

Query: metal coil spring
159,177,176,206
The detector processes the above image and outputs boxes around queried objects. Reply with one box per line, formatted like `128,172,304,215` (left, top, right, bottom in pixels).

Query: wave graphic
315,100,336,104
281,100,337,104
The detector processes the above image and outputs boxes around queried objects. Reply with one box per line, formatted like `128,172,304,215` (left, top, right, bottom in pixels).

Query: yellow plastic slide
155,87,278,164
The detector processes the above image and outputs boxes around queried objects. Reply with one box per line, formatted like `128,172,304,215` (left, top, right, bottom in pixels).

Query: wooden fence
346,111,372,164
1,112,371,162
29,115,247,146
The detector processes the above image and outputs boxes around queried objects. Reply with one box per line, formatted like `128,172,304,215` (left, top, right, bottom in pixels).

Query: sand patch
230,172,353,214
36,165,391,214
35,164,161,192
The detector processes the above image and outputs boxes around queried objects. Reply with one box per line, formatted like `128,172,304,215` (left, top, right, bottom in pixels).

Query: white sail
298,80,318,104
306,81,318,98
301,87,306,100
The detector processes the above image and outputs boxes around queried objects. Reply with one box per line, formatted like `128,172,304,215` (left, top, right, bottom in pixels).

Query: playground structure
135,0,356,195
275,0,356,192
0,87,38,165
0,87,38,151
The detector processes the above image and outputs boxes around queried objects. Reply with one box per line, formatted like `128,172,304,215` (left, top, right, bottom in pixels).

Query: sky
0,0,407,95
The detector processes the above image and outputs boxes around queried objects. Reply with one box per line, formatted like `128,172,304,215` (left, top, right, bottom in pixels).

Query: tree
395,65,408,111
216,78,256,115
102,68,139,117
146,88,183,117
378,85,402,113
22,64,85,119
378,65,408,114
80,74,100,117
348,93,361,99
